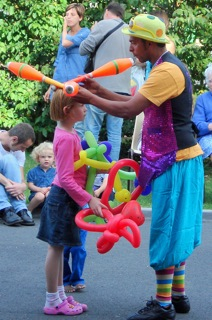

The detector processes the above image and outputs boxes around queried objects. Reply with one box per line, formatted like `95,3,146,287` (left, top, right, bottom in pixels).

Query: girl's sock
58,285,67,301
45,291,62,308
172,261,186,297
155,266,175,307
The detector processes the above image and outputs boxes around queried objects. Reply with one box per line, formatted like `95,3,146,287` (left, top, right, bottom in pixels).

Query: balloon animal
75,200,145,254
75,157,145,254
74,131,115,195
74,132,139,200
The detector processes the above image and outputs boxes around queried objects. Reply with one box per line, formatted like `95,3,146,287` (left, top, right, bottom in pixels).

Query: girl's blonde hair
30,141,54,163
50,89,75,121
66,3,85,19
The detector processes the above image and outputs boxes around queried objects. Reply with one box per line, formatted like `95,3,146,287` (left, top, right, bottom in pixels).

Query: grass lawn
24,152,212,210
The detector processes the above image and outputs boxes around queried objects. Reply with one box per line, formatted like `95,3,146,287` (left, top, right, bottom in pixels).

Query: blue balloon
134,178,152,196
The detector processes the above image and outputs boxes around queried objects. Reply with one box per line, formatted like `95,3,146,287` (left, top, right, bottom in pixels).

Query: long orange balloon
72,58,134,83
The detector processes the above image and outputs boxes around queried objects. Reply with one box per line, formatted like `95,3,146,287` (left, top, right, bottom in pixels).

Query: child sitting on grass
27,141,56,213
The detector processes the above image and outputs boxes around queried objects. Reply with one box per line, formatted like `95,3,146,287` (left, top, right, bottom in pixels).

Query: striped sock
172,261,186,296
156,266,175,307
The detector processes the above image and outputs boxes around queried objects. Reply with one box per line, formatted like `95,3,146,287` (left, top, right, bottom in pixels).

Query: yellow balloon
114,172,122,191
86,158,115,170
74,150,87,171
115,189,131,203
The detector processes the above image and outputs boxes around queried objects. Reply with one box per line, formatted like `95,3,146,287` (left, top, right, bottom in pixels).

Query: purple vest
138,57,178,188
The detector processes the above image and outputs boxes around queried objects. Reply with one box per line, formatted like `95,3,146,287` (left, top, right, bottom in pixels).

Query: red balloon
101,159,143,215
75,200,145,254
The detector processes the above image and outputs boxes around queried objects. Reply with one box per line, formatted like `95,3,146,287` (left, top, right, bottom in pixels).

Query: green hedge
0,0,211,145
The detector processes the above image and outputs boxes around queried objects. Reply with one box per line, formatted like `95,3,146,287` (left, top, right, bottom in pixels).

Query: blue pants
0,154,27,212
84,104,123,161
150,156,204,270
63,228,87,286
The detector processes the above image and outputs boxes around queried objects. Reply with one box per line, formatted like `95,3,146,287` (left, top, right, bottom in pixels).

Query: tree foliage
0,0,211,145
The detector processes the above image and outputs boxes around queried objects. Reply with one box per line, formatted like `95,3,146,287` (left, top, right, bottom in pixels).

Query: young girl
27,142,55,213
37,89,106,316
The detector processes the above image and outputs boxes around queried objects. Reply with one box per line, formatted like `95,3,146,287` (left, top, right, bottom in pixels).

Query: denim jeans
63,228,87,286
84,104,123,161
0,154,27,212
63,203,88,286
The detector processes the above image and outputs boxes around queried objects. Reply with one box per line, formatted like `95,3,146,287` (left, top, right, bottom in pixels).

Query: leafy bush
0,0,211,148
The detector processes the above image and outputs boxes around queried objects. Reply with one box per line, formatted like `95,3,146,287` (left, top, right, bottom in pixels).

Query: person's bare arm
5,166,26,199
0,173,11,187
28,182,50,195
82,79,131,102
94,175,108,198
0,172,25,200
166,36,176,54
76,83,151,119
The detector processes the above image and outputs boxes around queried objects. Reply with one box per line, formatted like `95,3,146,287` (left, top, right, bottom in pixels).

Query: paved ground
0,210,211,320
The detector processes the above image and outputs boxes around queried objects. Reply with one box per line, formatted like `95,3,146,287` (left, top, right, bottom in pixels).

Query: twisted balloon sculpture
74,134,146,254
76,200,145,254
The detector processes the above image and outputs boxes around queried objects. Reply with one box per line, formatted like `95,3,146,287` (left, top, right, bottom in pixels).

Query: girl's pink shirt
52,127,92,207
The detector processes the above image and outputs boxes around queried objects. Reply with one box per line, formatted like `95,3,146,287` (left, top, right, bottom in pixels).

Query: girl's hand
88,196,107,217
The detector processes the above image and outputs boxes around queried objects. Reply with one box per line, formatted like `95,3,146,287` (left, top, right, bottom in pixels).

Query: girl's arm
56,135,107,216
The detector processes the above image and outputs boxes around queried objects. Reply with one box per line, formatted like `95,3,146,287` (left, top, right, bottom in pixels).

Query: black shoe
127,298,176,320
17,209,35,226
0,207,22,226
172,295,190,313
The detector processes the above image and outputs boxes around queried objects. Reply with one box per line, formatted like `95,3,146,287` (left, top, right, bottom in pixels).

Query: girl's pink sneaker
66,296,88,312
43,299,83,315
